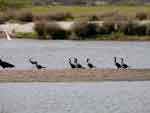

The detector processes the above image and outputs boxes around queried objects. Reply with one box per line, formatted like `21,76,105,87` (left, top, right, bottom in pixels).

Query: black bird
121,58,129,69
69,58,76,68
74,58,85,69
86,58,96,69
0,59,15,69
35,62,46,70
29,58,37,65
114,57,121,69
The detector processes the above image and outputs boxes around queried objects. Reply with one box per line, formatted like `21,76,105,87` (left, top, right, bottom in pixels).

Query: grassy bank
0,0,32,9
13,21,150,41
1,5,150,23
31,5,150,15
0,69,150,82
1,5,150,40
14,32,150,41
30,21,150,40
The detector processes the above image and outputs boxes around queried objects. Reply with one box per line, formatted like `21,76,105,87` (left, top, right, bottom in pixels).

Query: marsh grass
1,5,150,22
16,32,37,39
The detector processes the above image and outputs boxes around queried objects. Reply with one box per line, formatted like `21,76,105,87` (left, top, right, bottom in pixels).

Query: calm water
0,82,150,113
0,39,150,69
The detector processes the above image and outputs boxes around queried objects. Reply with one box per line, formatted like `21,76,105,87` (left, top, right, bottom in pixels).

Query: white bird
4,31,12,40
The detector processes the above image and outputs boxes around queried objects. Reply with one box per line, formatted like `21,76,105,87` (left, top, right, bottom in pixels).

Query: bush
47,12,73,21
146,23,150,35
0,13,7,24
46,23,71,39
15,10,34,22
98,21,116,34
121,21,146,36
136,12,147,20
72,22,99,39
34,21,71,39
34,21,47,39
34,13,47,21
5,9,16,20
34,12,73,21
88,15,99,21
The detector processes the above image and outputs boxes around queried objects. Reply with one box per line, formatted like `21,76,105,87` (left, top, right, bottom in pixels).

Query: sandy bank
0,69,150,82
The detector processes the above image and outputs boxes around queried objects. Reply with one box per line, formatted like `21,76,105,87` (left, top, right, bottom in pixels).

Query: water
0,39,150,69
0,82,150,113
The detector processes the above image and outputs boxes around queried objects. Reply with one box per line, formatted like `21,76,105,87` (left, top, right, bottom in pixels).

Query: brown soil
0,69,150,82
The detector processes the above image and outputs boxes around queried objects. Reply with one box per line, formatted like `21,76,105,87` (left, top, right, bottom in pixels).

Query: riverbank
1,21,150,41
0,69,150,82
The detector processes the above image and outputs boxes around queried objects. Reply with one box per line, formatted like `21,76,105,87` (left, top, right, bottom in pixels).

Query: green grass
31,5,150,15
15,32,37,39
0,0,32,9
1,5,150,21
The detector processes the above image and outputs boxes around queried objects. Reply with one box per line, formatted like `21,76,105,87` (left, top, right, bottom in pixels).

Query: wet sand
0,69,150,82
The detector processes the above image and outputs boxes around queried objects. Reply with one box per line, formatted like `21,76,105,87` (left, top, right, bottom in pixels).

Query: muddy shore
0,69,150,82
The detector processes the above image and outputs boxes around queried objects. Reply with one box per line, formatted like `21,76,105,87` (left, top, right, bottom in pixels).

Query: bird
4,31,12,41
35,62,46,70
29,58,37,65
114,57,121,69
86,58,96,68
0,59,15,69
69,58,76,68
74,58,85,69
121,58,129,69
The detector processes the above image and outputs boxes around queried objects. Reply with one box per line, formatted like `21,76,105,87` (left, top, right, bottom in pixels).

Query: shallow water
0,82,150,113
0,39,150,69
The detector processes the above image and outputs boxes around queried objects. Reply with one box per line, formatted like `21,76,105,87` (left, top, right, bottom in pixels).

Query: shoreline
0,69,150,82
1,22,150,41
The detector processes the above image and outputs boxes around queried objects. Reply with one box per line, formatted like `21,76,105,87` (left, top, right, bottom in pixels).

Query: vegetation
0,4,150,40
0,0,32,9
46,23,71,39
0,5,150,23
34,21,71,39
15,32,37,39
34,21,47,39
15,10,34,22
32,20,150,40
72,22,99,39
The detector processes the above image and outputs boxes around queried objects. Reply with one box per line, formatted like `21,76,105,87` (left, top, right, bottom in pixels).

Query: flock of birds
0,31,129,70
0,57,129,70
68,57,129,69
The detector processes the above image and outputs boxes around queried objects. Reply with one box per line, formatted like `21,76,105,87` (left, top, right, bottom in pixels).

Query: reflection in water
0,39,150,69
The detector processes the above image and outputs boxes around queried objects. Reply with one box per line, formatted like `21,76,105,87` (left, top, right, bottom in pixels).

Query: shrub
121,21,146,36
34,21,47,39
88,15,99,21
0,13,7,24
47,12,73,21
72,22,99,39
34,12,73,21
34,13,47,21
146,23,150,35
46,23,71,39
34,21,71,39
5,9,16,20
98,21,116,34
15,10,34,22
136,12,147,20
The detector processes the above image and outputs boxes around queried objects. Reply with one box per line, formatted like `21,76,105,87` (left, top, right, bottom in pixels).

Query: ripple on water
0,82,150,113
0,39,150,69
